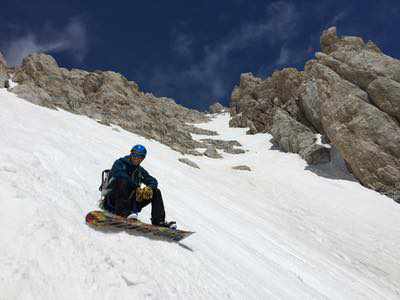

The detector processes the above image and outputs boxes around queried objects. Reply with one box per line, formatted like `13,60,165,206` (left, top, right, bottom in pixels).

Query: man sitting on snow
101,144,176,228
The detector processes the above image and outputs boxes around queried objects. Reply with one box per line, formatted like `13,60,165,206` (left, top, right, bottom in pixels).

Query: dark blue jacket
110,155,158,190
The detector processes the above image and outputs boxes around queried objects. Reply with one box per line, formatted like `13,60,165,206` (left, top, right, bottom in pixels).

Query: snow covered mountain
1,87,400,299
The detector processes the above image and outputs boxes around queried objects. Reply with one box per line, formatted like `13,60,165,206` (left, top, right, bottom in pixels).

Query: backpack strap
99,169,111,191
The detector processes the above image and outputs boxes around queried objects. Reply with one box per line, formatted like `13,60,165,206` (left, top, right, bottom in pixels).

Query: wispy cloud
3,17,88,66
275,45,290,66
209,1,297,55
267,42,310,72
171,30,193,58
331,10,348,25
189,0,298,96
149,1,299,106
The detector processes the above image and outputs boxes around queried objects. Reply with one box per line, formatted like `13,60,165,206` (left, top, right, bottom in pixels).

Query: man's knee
153,188,162,198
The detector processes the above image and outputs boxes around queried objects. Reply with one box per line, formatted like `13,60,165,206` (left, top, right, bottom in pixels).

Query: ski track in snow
1,87,400,299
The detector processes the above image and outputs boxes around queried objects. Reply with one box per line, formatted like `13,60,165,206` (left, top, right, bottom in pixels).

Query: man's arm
140,167,158,189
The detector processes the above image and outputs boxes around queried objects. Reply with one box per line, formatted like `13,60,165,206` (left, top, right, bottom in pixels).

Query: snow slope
1,87,400,300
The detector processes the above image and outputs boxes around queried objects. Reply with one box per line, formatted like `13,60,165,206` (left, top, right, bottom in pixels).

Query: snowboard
85,210,194,242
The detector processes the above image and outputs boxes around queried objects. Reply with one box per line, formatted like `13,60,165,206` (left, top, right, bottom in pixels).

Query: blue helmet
130,144,147,158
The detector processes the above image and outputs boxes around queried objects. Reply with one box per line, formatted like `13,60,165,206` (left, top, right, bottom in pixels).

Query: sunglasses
130,153,145,159
131,156,144,160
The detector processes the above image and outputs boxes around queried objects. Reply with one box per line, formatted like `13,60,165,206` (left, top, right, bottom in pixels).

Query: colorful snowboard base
86,210,194,242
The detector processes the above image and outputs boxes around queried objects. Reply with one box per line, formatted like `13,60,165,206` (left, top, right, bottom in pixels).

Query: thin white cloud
213,1,297,54
262,43,306,76
171,30,193,58
331,10,348,25
151,1,299,102
4,17,88,66
191,1,298,96
276,45,290,66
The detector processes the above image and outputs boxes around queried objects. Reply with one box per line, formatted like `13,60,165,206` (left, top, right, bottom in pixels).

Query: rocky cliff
4,53,216,154
230,27,400,201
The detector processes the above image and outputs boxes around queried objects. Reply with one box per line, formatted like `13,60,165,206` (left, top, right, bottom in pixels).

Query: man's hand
136,186,153,202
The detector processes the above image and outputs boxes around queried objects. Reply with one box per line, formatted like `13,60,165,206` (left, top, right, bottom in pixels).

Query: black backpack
99,169,111,192
98,169,111,209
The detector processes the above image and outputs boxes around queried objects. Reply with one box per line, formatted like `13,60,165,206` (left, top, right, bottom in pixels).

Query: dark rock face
271,109,330,165
319,75,400,195
10,53,212,154
229,70,308,133
229,27,400,199
10,82,52,106
367,77,400,122
315,28,400,197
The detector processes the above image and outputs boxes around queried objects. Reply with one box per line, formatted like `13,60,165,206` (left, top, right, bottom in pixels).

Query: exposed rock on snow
229,27,400,200
178,158,200,169
232,165,251,171
229,112,248,128
11,53,211,154
199,138,245,154
188,126,218,136
203,145,223,159
209,102,225,113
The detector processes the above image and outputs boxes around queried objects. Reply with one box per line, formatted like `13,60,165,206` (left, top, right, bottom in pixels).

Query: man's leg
138,188,166,225
107,178,133,218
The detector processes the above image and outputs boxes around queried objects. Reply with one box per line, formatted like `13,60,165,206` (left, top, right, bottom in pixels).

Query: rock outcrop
0,51,9,88
304,57,400,195
10,53,213,154
0,51,6,66
271,109,330,165
315,28,400,199
229,27,400,200
178,158,200,169
209,102,225,114
229,69,309,133
318,27,400,89
367,77,400,121
199,138,245,154
232,165,251,171
203,146,223,159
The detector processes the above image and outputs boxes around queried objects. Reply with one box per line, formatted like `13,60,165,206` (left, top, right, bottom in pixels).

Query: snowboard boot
153,220,177,230
127,212,138,220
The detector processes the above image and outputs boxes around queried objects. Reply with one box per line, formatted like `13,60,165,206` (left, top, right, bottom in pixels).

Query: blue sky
1,0,400,110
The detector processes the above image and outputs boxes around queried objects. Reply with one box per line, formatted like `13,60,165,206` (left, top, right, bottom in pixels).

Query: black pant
104,178,165,224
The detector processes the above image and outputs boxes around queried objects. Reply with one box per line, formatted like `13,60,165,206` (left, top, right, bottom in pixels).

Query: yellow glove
136,186,153,202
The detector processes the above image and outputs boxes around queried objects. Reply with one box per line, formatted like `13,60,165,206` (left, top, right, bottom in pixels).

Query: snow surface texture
1,87,400,300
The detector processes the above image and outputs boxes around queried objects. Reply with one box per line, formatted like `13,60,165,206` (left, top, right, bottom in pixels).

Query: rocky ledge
229,27,400,201
4,53,217,154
